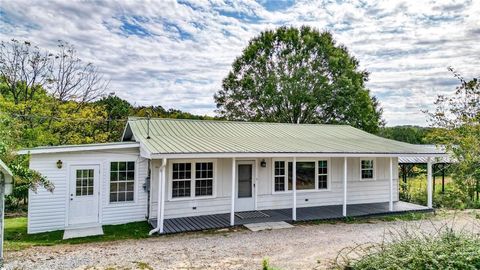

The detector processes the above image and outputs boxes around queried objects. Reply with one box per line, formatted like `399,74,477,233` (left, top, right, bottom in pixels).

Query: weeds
335,216,480,269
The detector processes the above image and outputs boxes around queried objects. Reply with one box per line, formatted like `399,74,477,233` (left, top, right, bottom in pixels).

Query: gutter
149,157,167,235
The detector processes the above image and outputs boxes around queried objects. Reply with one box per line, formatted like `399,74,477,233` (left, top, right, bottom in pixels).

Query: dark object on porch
235,211,270,219
148,201,431,234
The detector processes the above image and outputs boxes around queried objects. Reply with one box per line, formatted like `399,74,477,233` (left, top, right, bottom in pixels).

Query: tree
48,41,107,104
215,26,384,133
95,93,133,140
427,67,480,202
0,39,51,105
378,126,432,144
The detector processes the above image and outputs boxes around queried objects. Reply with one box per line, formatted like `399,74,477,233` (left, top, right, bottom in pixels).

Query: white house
20,118,445,235
0,159,13,263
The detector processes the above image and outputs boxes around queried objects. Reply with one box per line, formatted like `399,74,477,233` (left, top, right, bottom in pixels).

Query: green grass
4,217,151,251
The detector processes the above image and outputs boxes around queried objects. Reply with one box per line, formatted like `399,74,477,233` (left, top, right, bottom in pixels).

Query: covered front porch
148,201,431,234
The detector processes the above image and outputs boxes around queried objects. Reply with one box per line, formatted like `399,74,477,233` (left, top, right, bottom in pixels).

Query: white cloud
1,0,479,126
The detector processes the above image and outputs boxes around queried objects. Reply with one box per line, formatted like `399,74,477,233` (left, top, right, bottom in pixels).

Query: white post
292,157,297,221
427,158,433,208
343,157,347,217
230,157,236,226
254,158,258,211
389,157,393,211
159,158,167,233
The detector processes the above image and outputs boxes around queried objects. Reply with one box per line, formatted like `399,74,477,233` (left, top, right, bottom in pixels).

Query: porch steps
63,225,104,239
244,221,294,232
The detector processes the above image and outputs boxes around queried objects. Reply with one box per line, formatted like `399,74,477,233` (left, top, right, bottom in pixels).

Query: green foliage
427,68,480,203
400,175,477,209
215,26,384,133
378,125,432,144
4,217,151,251
338,228,480,270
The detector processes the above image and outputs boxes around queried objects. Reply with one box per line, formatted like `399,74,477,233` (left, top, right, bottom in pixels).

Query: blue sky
1,0,479,126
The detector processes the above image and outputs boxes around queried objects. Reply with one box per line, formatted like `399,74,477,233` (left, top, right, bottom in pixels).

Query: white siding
28,148,148,233
150,157,399,219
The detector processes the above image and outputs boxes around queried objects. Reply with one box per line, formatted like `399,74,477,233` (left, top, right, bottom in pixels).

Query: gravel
5,211,480,270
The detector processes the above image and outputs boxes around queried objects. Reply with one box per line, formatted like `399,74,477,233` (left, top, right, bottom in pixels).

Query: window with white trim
361,159,375,180
171,161,214,199
318,160,328,189
110,161,135,202
195,162,213,197
273,159,328,192
76,169,94,196
274,161,286,192
172,163,192,198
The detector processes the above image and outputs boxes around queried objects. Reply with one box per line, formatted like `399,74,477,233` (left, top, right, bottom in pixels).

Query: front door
68,165,100,226
235,161,255,212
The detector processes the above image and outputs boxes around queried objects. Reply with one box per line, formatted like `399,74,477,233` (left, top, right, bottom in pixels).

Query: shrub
336,225,480,269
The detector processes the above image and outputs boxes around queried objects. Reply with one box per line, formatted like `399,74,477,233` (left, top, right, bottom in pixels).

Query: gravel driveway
5,211,480,270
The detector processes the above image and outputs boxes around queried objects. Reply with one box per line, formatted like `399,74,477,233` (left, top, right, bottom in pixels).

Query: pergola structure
399,145,453,194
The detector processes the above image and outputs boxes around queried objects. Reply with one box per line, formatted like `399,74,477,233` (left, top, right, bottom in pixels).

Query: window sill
107,200,136,206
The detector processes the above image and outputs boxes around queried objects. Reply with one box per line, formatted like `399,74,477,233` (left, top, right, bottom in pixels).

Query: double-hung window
171,161,214,199
172,163,192,198
274,159,329,192
360,159,375,180
110,161,135,202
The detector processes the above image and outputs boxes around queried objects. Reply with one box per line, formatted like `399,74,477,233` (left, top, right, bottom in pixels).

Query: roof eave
18,142,141,155
148,152,447,159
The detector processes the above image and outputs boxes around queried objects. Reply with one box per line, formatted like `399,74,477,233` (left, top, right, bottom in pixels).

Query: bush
400,175,477,209
337,227,480,269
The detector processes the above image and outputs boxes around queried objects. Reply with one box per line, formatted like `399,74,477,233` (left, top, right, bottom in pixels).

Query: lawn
4,217,151,251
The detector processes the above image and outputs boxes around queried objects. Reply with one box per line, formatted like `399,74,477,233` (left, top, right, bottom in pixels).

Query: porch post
343,157,347,217
230,157,236,226
427,158,433,208
292,157,297,221
157,158,167,234
389,157,393,211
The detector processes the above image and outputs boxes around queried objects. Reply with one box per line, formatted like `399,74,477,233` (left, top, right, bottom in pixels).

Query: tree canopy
215,26,384,133
378,126,432,144
427,68,479,202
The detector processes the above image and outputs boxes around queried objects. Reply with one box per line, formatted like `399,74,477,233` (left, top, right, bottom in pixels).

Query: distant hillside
378,126,432,144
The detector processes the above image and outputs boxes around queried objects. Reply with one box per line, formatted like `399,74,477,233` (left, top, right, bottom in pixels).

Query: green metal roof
124,118,444,155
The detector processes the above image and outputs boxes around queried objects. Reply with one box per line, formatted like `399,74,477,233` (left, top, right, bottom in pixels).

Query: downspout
149,157,167,235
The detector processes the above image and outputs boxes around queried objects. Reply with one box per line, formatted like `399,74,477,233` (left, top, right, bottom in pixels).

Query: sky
1,0,479,126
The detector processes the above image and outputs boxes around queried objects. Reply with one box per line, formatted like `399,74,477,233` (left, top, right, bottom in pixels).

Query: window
296,162,315,190
172,163,191,198
110,161,135,202
195,162,213,196
361,159,375,180
274,161,286,192
76,169,94,196
273,159,328,192
318,160,328,189
171,161,214,199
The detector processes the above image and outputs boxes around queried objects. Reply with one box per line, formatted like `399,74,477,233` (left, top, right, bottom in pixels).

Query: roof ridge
127,117,351,127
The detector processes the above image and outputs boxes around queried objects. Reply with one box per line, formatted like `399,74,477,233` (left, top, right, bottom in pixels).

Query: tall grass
335,217,480,269
400,175,479,209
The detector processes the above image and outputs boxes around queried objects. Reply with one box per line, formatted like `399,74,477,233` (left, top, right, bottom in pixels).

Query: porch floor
148,201,431,234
